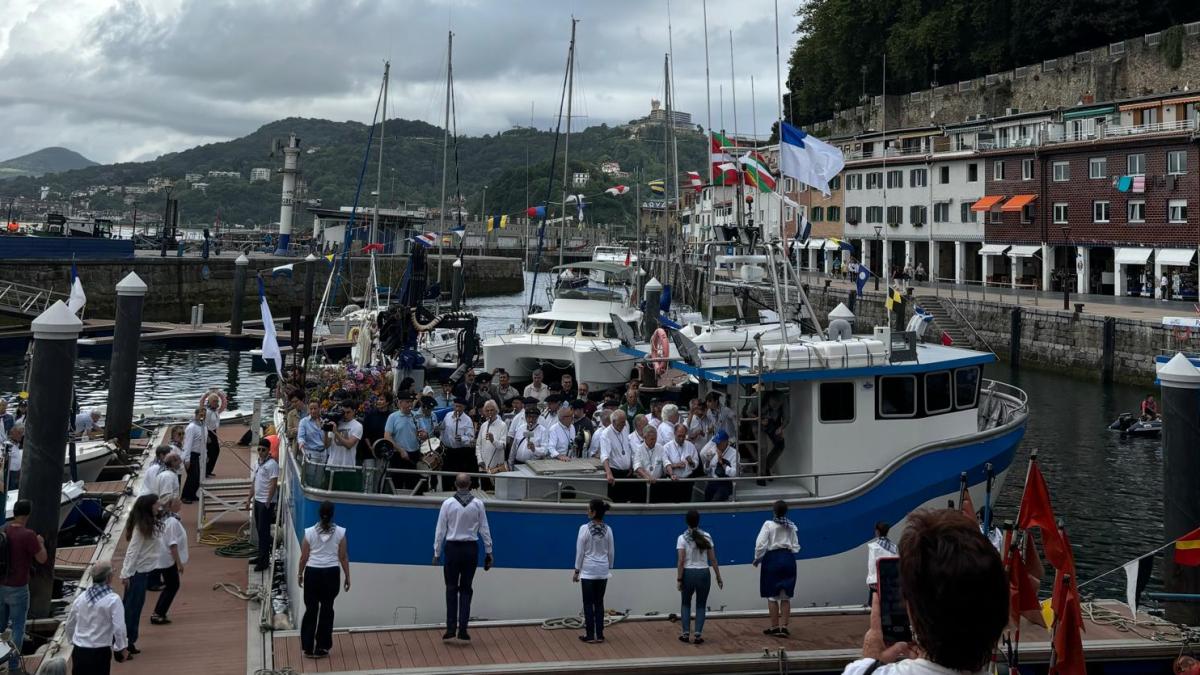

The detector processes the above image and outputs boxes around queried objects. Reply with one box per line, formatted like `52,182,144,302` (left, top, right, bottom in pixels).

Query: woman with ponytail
121,494,164,655
676,509,723,644
297,500,350,659
572,498,615,644
753,500,800,637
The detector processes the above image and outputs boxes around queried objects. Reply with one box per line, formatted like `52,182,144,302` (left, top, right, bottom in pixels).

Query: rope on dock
540,610,628,631
213,581,263,601
198,521,258,557
1083,601,1200,644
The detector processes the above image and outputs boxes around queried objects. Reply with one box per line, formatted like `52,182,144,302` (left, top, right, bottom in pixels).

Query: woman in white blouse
573,498,615,644
298,500,350,659
753,499,801,637
149,510,188,625
121,495,163,654
676,510,723,644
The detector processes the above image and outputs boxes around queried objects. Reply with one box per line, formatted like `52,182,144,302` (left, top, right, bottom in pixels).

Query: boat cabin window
579,322,601,338
924,371,953,414
818,382,855,422
552,321,579,337
531,320,553,335
954,366,981,409
877,375,917,418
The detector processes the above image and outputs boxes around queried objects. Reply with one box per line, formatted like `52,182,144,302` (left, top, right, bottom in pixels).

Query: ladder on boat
0,279,70,319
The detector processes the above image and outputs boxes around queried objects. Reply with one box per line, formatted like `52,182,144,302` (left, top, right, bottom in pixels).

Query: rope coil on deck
540,610,628,630
1082,601,1200,644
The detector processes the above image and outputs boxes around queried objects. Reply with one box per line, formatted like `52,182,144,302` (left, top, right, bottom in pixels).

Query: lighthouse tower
275,134,301,255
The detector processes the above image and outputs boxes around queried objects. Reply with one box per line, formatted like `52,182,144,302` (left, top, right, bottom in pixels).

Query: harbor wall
3,254,523,323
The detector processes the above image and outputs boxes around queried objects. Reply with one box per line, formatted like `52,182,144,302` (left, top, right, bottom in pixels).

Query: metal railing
978,379,1028,430
940,297,997,356
0,279,71,317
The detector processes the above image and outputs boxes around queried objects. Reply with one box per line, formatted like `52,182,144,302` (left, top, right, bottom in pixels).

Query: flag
623,250,631,266
686,171,703,192
648,180,666,195
827,237,854,252
711,131,737,186
451,224,466,239
257,276,283,380
526,205,547,219
1049,573,1085,675
1016,461,1073,575
796,217,811,244
961,489,978,524
361,242,385,253
885,287,904,311
486,214,508,232
412,232,437,248
605,185,629,196
1123,555,1154,619
739,151,776,192
855,266,872,295
1175,527,1200,566
1007,535,1047,628
67,262,86,315
270,263,294,278
1131,175,1146,193
779,121,847,197
324,253,335,264
575,194,585,221
940,331,954,346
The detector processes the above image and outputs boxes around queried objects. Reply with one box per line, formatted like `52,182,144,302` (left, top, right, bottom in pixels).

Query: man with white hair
588,409,611,459
633,425,665,503
663,423,700,503
629,414,649,454
601,410,634,503
475,400,507,473
65,560,128,674
74,409,103,439
658,404,680,443
544,406,576,461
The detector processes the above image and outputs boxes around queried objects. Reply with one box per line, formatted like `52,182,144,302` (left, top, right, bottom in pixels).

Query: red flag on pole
624,250,631,267
1174,527,1200,566
940,330,954,346
1049,573,1085,675
1016,460,1073,575
961,489,978,524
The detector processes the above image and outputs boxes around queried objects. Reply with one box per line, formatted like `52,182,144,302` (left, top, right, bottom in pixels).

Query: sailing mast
703,0,713,188
558,17,577,267
730,31,744,231
437,32,453,285
371,61,389,247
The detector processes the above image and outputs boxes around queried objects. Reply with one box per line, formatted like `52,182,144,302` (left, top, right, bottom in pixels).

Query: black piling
23,301,82,618
642,277,662,338
302,254,318,380
1157,353,1200,625
104,272,147,451
230,253,249,335
1009,307,1023,367
450,259,464,312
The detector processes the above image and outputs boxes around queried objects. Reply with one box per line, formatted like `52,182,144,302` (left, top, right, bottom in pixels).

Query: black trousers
443,446,475,490
443,540,478,632
252,500,276,567
205,430,220,476
153,565,181,618
301,566,340,653
72,645,112,675
608,468,634,503
580,578,608,639
182,452,201,500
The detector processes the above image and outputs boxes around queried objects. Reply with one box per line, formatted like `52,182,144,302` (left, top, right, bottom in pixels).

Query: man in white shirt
700,430,738,502
647,399,664,428
601,410,635,502
706,391,738,445
74,409,103,439
247,443,279,572
629,414,648,455
509,406,546,465
65,561,128,674
3,423,24,490
633,425,665,503
154,454,183,509
203,393,222,477
543,406,576,461
432,473,493,642
139,446,169,498
865,521,898,605
587,409,611,459
523,369,551,403
658,403,680,445
475,401,508,474
663,423,700,503
686,398,714,446
180,408,207,503
439,398,476,491
538,394,564,431
328,403,361,468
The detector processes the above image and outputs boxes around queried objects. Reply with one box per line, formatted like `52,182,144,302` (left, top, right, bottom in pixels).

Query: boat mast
703,0,713,189
371,61,389,247
559,17,577,268
730,31,744,231
437,32,453,285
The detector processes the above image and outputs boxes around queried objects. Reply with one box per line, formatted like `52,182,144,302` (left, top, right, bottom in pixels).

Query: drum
416,437,443,472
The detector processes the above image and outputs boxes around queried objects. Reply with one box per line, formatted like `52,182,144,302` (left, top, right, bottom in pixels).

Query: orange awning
1163,95,1200,107
1000,194,1038,212
1118,100,1164,112
970,195,1005,212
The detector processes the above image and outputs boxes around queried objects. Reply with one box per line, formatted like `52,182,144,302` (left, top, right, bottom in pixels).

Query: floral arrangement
307,363,392,415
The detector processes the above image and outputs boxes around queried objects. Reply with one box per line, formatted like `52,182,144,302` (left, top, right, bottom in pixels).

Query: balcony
1102,118,1197,138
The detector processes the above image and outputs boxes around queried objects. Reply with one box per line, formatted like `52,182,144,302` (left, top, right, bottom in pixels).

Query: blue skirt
759,548,797,599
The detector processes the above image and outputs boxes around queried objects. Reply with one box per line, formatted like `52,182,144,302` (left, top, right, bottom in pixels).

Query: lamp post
873,225,883,291
1054,225,1072,310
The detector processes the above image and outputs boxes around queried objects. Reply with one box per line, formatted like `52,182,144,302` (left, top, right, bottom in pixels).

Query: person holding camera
847,508,1007,675
327,403,361,468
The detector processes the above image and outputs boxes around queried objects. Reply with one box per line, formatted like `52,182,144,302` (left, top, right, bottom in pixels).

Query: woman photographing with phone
753,500,800,637
676,510,722,644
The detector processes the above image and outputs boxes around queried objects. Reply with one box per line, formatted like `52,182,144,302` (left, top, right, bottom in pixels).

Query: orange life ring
649,328,670,376
200,389,228,413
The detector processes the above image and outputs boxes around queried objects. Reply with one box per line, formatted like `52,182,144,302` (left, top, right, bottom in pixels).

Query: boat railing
978,378,1028,430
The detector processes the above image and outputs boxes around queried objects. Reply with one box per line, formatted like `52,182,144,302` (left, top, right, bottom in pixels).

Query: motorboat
1108,413,1162,438
483,261,644,390
65,440,116,482
589,245,638,284
6,481,86,527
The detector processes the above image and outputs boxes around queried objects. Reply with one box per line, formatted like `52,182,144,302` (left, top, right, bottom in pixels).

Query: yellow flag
1040,598,1054,628
885,294,894,311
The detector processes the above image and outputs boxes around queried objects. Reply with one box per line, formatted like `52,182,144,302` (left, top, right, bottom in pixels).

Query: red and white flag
686,171,703,192
605,185,630,196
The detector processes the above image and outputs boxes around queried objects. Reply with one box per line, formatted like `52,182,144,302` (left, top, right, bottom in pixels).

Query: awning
1061,105,1115,121
971,195,1005,212
805,238,826,250
1163,95,1200,107
979,244,1011,256
1000,194,1038,212
1114,247,1154,266
1156,248,1198,266
1007,245,1042,258
1118,100,1163,112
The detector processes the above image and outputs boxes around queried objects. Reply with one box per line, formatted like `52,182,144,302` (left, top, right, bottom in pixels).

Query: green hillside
0,117,707,226
0,146,98,180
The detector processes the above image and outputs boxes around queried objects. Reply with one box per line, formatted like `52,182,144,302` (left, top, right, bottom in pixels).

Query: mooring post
643,277,662,338
1009,307,1023,367
450,258,464,312
1156,353,1200,625
24,301,82,618
230,253,250,336
104,272,148,451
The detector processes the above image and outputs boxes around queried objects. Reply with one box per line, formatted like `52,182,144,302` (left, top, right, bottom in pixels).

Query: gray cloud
0,0,799,164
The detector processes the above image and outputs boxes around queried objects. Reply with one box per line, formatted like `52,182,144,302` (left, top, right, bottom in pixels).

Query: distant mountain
0,117,707,226
0,146,98,180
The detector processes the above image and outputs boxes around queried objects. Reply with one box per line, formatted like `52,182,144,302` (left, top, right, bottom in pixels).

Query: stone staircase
913,295,972,347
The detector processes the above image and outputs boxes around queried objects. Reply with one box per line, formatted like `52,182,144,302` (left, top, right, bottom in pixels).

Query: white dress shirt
657,419,676,443
544,421,576,459
663,439,699,477
633,440,665,479
700,441,739,478
537,408,560,432
687,411,715,444
509,424,545,463
600,425,633,471
155,515,189,569
153,469,180,504
139,462,163,497
753,519,801,562
439,412,475,449
433,495,493,557
121,528,161,579
183,421,206,456
587,423,608,458
523,382,551,403
574,522,616,580
66,587,128,650
475,417,508,470
204,406,221,432
253,457,279,504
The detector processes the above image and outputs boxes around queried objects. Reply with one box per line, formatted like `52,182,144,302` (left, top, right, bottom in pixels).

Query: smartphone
876,556,913,646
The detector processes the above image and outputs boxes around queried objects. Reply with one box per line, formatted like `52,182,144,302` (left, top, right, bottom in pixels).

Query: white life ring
200,389,228,413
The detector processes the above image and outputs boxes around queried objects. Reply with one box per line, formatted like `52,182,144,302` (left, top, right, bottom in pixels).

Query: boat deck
269,601,1180,675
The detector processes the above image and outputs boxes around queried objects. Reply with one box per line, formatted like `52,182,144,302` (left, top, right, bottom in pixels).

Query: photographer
847,508,1007,675
327,403,362,468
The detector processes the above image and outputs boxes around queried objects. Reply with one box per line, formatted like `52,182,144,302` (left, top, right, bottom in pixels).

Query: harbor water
0,273,1163,599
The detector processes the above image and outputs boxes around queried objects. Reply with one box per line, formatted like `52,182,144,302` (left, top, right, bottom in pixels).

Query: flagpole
559,17,577,268
703,0,713,185
774,0,784,125
437,31,453,286
729,31,743,231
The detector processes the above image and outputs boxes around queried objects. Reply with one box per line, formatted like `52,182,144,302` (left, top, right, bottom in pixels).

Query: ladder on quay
0,279,70,319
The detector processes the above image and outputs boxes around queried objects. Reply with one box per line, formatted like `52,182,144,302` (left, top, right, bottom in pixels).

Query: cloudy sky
0,0,800,164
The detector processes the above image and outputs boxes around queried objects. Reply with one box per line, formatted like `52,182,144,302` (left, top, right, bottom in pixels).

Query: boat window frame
531,319,554,335
924,371,953,415
579,322,602,338
551,320,580,337
876,374,918,419
954,366,981,410
818,381,856,423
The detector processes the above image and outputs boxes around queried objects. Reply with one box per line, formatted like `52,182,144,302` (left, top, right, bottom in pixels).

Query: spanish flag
885,287,904,311
1175,527,1200,566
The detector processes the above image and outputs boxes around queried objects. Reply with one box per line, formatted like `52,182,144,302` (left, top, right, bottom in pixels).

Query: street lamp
1053,225,1073,310
873,225,883,291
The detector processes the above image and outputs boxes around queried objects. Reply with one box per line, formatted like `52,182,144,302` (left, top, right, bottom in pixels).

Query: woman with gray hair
65,560,129,674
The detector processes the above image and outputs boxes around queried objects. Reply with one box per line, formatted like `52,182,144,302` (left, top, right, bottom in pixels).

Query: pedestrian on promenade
841,509,1007,674
121,494,163,655
753,500,800,637
247,442,279,572
573,498,615,644
298,500,350,659
676,510,723,644
433,473,493,642
65,561,128,675
149,509,188,625
180,408,206,503
0,499,47,672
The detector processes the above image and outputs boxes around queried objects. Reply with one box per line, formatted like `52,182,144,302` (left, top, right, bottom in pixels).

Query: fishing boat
5,480,85,526
65,440,115,482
